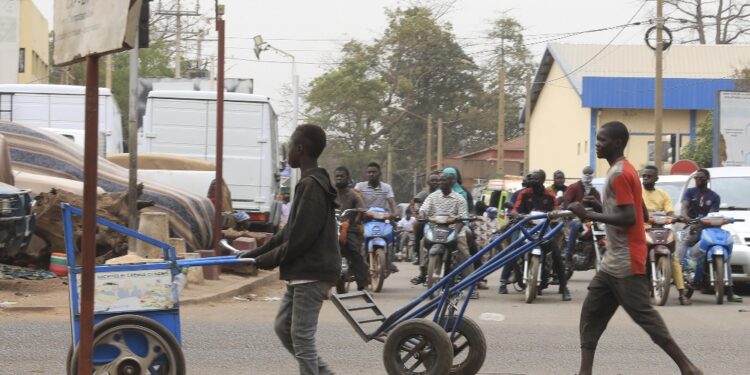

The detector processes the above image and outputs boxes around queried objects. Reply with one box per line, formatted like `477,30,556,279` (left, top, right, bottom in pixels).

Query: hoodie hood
304,167,338,205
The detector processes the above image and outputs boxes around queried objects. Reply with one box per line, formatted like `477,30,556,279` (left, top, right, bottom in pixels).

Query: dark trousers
501,238,566,290
413,221,425,264
342,233,368,290
580,271,674,351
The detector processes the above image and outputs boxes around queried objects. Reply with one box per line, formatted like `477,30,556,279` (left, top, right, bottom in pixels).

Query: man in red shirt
568,121,701,375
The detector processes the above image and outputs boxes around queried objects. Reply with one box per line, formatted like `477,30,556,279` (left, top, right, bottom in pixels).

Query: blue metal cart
331,210,573,375
62,203,254,374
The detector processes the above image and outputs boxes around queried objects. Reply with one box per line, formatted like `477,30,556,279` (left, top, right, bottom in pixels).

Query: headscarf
442,167,465,199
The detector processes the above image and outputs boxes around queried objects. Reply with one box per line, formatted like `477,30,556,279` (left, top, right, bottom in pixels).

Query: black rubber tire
68,314,185,375
714,257,725,305
383,319,454,375
525,255,541,304
426,254,444,299
440,317,487,375
651,256,672,306
370,248,387,293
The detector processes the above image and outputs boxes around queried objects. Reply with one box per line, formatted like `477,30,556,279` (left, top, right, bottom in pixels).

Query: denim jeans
274,281,335,375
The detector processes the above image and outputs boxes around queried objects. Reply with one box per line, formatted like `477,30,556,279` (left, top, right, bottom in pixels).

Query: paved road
1,262,749,374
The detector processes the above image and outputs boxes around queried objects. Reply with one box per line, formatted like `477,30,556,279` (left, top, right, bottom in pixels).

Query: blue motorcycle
363,207,395,292
682,213,744,304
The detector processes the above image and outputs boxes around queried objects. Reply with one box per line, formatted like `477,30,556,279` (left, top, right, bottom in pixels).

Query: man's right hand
237,249,257,259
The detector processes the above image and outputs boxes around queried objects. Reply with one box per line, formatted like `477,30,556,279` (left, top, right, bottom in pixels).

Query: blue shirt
682,187,720,219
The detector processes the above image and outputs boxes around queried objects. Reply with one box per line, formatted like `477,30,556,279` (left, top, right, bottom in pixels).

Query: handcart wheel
440,317,487,375
383,318,453,375
68,314,186,375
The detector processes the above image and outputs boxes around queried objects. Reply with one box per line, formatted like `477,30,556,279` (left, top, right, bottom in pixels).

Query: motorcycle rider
334,166,369,291
442,167,483,288
678,168,742,303
355,162,399,273
410,172,441,267
500,169,572,301
641,165,691,305
548,170,568,205
562,166,602,264
414,172,476,297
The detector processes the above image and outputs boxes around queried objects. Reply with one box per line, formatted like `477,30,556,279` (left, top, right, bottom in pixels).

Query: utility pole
425,114,432,180
437,118,444,170
497,61,506,178
524,78,532,175
127,28,140,250
105,55,113,89
213,0,225,260
196,29,203,76
386,144,393,183
654,0,665,172
412,168,418,196
155,0,200,79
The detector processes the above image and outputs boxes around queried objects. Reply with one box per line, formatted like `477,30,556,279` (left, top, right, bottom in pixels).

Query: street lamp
254,35,299,131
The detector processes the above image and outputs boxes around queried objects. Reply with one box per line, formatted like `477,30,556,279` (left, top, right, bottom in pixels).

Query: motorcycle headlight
0,197,16,215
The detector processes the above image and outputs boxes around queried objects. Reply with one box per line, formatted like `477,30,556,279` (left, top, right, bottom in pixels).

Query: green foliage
680,112,714,167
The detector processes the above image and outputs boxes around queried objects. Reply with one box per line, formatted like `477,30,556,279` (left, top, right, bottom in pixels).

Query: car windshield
711,177,750,210
655,181,684,206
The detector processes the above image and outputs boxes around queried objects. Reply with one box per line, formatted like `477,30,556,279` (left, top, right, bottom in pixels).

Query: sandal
410,275,426,285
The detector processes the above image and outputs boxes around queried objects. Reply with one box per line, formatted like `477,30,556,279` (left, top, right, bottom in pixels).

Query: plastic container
49,252,68,276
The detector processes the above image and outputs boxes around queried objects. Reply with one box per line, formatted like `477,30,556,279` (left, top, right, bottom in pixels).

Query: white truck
0,84,123,156
140,90,282,232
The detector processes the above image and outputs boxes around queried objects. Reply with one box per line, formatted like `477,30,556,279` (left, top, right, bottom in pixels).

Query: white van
0,84,123,156
140,90,281,231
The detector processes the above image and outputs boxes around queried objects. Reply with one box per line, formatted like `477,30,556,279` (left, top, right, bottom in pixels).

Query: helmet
485,207,498,219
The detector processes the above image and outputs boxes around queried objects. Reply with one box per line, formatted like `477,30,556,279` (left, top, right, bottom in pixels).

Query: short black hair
334,166,350,177
601,121,630,146
291,124,327,159
367,162,381,170
696,168,710,179
644,165,659,174
553,170,565,177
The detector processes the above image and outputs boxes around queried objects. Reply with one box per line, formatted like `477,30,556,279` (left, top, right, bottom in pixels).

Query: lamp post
254,35,299,130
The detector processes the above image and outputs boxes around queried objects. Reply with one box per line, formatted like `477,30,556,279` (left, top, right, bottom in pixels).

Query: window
18,48,25,73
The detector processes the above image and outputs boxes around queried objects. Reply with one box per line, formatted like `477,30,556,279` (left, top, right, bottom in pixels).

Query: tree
664,0,750,44
680,112,716,167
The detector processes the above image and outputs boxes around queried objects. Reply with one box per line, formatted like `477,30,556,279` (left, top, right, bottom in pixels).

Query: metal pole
413,168,418,196
386,144,393,183
175,0,182,78
214,1,225,258
524,78,532,175
437,118,443,170
78,54,100,375
128,29,140,252
105,55,112,89
654,0,665,172
425,114,432,180
497,62,506,178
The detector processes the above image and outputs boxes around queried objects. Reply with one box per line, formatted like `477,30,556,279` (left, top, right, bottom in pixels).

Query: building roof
522,43,750,122
444,135,526,160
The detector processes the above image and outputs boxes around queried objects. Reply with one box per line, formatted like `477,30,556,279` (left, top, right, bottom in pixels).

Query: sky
33,0,655,136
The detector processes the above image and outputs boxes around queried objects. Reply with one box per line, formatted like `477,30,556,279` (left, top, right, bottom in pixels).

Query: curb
179,270,279,306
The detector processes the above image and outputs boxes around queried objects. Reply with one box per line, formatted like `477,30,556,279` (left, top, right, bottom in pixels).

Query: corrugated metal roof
548,43,750,95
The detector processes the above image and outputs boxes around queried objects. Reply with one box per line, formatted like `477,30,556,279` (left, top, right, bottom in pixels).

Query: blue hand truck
62,203,254,374
331,210,573,375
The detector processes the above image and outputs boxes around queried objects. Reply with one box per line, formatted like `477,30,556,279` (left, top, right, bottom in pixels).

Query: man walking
334,166,369,291
568,121,701,375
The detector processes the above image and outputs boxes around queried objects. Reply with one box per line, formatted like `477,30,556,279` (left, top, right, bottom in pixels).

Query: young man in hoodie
238,124,340,375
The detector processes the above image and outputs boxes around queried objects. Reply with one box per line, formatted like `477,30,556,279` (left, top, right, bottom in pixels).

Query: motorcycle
395,228,415,262
362,207,395,292
423,215,467,296
645,212,676,306
335,209,359,294
523,211,561,304
566,219,607,276
681,213,744,304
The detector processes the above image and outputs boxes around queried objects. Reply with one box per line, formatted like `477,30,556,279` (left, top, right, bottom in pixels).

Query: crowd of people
234,121,728,375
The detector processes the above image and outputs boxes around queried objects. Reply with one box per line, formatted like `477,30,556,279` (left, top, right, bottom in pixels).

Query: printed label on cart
76,269,174,312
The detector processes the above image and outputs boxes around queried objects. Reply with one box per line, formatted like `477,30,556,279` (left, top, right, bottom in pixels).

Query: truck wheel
383,319,453,375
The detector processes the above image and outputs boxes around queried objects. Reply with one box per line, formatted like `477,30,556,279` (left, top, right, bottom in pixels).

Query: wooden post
386,144,393,183
425,114,432,180
437,118,444,170
524,78,532,175
654,0,665,171
214,1,225,258
497,62,506,178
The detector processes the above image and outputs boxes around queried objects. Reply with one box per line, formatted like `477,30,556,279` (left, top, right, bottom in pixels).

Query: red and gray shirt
600,158,647,278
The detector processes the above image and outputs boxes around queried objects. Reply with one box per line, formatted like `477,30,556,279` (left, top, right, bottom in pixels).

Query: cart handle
176,256,255,268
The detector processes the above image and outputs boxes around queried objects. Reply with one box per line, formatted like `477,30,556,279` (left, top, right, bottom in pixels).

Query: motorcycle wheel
525,255,540,304
439,317,487,375
382,319,453,375
369,248,387,293
650,256,672,306
510,258,526,292
714,257,725,305
426,254,444,300
68,314,185,375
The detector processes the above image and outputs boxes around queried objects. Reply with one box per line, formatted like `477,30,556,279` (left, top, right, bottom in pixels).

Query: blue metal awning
582,77,735,110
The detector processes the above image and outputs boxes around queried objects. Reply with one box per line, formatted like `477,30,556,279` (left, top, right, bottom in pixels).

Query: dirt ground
0,277,69,308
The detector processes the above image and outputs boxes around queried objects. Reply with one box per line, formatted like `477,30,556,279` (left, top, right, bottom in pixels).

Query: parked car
675,167,750,285
0,182,35,262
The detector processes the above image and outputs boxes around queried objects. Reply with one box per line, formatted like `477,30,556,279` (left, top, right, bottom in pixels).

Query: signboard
718,91,750,166
0,0,20,83
53,0,141,66
76,269,175,313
